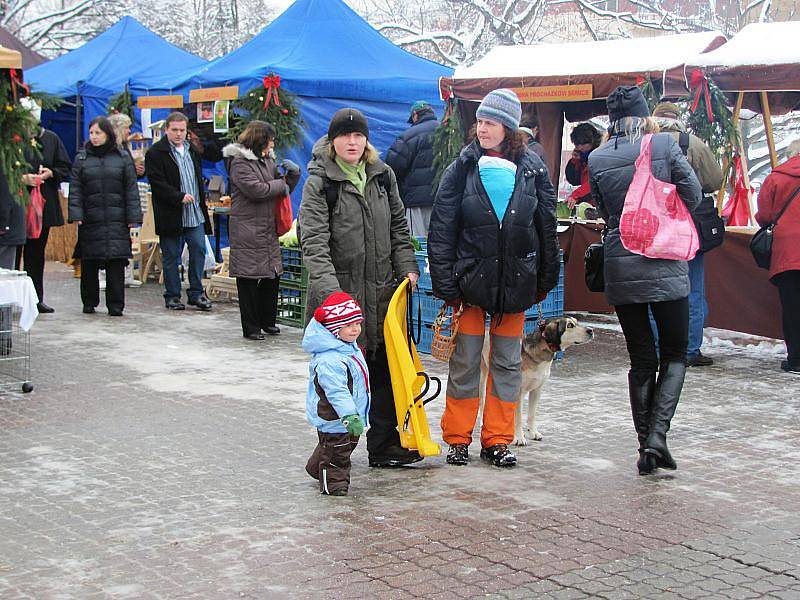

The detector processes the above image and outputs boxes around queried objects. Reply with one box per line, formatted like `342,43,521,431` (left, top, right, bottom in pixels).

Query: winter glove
535,291,548,304
280,159,300,174
341,414,364,437
445,298,462,309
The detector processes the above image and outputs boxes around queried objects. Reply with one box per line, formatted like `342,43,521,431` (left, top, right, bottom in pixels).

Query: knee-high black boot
628,370,657,475
645,361,687,470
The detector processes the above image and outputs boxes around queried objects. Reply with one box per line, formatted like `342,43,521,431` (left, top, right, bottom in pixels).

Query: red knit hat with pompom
314,291,363,336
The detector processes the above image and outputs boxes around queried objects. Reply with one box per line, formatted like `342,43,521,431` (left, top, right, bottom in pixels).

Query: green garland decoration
636,76,661,113
432,97,465,191
0,73,41,205
227,75,304,153
684,75,737,163
107,84,135,123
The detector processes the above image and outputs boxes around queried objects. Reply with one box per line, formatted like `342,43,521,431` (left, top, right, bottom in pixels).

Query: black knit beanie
606,86,650,123
328,108,369,140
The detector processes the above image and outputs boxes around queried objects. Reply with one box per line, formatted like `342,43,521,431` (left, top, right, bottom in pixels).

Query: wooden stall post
759,91,779,169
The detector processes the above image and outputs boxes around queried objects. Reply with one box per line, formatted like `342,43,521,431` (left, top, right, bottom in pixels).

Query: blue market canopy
137,0,451,103
26,16,205,100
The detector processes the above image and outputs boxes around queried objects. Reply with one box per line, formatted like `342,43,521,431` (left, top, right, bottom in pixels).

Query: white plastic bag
181,236,219,274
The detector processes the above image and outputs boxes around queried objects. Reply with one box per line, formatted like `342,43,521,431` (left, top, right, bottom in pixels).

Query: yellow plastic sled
383,279,442,457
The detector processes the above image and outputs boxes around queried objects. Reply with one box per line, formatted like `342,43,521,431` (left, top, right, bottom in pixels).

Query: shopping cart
0,303,33,393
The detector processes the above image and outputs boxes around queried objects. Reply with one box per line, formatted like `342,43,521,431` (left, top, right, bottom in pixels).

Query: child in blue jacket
303,292,370,496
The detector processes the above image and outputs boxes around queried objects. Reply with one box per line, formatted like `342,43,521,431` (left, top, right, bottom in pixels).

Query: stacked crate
277,247,308,327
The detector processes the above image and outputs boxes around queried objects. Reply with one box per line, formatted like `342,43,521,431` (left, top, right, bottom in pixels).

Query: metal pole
75,93,82,154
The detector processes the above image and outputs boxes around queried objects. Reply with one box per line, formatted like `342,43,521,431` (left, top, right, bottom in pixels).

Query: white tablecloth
0,272,39,331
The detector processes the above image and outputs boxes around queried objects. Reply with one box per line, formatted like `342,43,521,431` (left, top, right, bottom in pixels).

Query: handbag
275,194,293,236
750,184,800,270
584,228,606,293
619,134,699,261
25,182,45,240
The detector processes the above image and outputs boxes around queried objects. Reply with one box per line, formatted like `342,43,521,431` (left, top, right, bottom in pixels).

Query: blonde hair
108,113,132,148
328,140,380,165
612,116,660,144
786,139,800,159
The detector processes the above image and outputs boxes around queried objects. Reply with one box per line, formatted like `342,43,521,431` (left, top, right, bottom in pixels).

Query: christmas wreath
432,89,465,191
684,70,737,161
0,72,41,204
227,74,304,152
107,84,135,124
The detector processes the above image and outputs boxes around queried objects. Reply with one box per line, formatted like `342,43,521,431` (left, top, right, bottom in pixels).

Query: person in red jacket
756,139,800,374
565,122,602,209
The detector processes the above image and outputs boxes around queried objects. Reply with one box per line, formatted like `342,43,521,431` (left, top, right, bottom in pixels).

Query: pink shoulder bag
619,134,699,261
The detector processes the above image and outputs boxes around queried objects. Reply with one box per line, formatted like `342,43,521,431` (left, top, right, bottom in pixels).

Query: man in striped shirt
145,112,213,311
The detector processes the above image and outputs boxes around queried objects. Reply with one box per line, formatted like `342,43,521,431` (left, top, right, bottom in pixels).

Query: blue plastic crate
415,324,434,354
415,251,432,291
410,291,443,324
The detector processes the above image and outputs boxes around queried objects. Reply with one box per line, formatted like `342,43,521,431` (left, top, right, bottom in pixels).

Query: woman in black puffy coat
588,86,701,475
68,117,142,316
428,89,560,469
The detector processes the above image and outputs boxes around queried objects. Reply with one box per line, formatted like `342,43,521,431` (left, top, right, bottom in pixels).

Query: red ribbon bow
262,75,282,109
8,69,30,102
441,84,454,123
689,69,714,124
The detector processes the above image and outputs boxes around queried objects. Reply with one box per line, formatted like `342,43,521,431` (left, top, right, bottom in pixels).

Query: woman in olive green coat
299,108,420,469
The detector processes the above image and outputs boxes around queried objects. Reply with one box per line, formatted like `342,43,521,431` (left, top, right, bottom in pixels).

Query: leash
403,370,441,433
405,280,421,351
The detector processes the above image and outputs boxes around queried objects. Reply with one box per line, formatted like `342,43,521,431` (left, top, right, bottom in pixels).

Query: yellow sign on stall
189,86,239,103
137,95,184,109
513,84,593,103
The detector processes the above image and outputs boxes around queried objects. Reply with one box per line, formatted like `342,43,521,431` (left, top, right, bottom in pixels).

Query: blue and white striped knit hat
476,89,522,131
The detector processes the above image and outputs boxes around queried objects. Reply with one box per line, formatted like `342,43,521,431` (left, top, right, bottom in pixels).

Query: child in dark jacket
303,292,370,496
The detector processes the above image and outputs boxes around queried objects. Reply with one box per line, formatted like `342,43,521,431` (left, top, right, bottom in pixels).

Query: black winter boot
644,361,687,471
629,370,657,475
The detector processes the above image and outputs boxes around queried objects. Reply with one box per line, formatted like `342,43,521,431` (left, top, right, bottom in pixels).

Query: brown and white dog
479,317,594,446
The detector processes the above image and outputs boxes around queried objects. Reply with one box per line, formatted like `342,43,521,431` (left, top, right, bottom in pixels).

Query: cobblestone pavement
1,265,799,599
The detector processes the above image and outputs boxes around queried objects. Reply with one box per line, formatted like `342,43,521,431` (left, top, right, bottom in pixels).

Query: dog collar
547,342,561,353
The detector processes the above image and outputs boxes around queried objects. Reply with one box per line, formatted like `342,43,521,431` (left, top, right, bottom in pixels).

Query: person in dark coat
144,112,213,311
565,122,603,209
223,121,300,340
0,169,26,269
385,101,438,237
19,98,71,313
653,101,724,367
428,89,560,468
68,117,142,316
588,86,702,475
519,113,547,163
756,139,800,375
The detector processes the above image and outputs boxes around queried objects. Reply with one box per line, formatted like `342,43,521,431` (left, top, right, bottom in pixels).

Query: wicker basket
429,305,462,362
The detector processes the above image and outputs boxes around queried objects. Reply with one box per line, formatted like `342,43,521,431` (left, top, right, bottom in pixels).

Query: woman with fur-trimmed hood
224,120,301,340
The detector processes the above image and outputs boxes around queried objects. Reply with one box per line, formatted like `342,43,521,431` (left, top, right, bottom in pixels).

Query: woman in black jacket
68,117,142,316
428,89,560,468
587,86,702,475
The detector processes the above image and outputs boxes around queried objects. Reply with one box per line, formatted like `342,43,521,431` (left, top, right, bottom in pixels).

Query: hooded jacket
756,155,800,279
588,129,702,305
68,144,142,260
224,143,300,279
427,139,560,315
303,318,370,434
384,111,438,208
298,137,418,354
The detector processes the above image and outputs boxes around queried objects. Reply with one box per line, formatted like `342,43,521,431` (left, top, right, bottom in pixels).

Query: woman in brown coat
224,121,300,339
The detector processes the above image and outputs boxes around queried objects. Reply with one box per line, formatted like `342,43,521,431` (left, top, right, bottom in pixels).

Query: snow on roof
454,32,725,80
688,22,800,69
